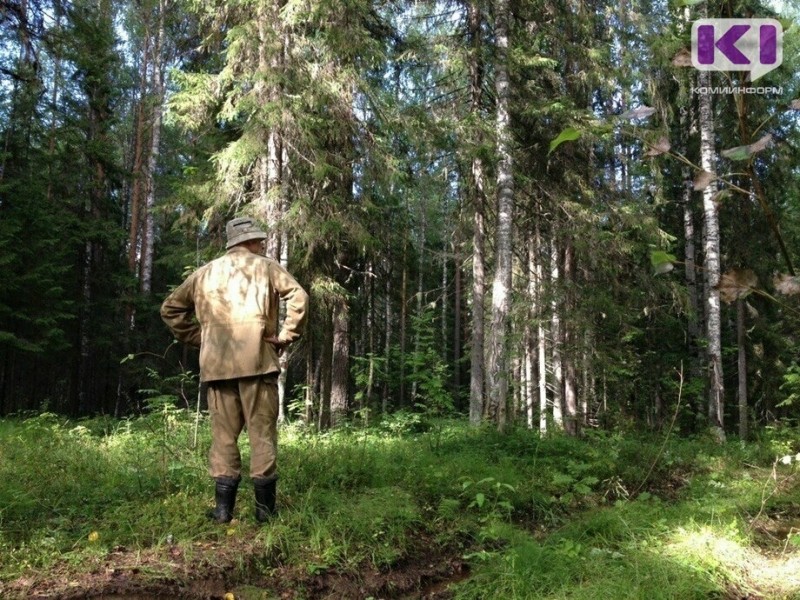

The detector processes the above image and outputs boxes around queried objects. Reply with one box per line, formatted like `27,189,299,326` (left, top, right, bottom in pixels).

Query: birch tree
698,71,725,439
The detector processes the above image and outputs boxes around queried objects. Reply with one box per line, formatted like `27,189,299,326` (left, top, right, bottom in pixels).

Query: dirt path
1,536,468,600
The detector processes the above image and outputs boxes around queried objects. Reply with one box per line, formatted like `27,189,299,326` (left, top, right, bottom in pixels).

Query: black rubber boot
208,476,239,523
254,476,278,523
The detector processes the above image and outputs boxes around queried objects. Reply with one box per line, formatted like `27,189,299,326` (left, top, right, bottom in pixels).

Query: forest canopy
1,0,800,441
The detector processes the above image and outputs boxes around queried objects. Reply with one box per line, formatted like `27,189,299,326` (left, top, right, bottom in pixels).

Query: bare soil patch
1,535,468,600
750,503,800,554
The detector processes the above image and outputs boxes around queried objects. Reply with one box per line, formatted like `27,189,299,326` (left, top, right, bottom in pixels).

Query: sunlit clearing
666,525,800,596
667,526,749,570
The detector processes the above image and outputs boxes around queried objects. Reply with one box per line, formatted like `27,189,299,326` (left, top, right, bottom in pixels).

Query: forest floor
1,412,800,599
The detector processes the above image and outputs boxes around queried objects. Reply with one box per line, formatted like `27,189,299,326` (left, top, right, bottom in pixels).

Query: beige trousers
207,375,278,480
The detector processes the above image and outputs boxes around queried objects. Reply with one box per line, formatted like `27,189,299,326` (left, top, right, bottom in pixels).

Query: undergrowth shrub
4,413,799,597
0,409,209,576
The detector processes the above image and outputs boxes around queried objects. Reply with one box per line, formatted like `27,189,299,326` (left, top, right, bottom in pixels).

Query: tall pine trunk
550,234,563,429
486,0,514,431
411,211,426,401
683,179,702,353
453,241,463,401
737,299,748,440
139,3,165,295
330,299,350,427
126,0,168,298
277,145,291,421
536,221,548,433
305,339,315,425
128,33,152,282
468,0,486,425
400,220,408,406
365,262,376,417
127,44,149,279
470,178,486,425
383,263,392,414
562,239,578,436
681,96,704,426
257,0,285,259
318,310,333,430
524,228,537,429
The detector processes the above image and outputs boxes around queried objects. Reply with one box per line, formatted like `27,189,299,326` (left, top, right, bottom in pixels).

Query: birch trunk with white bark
698,70,725,439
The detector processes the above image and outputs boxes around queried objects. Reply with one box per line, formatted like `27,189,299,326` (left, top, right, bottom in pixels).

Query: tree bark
123,0,169,300
470,182,486,425
562,239,578,436
580,332,592,427
412,211,426,402
536,222,548,433
468,0,486,426
442,241,448,365
486,0,514,432
683,182,702,350
680,95,704,424
318,310,333,430
400,227,408,407
366,262,376,418
277,143,291,421
383,263,392,414
257,0,285,260
139,1,166,295
454,241,463,401
330,298,350,427
550,235,563,429
127,38,149,278
305,338,315,426
76,239,92,415
737,298,748,440
512,345,522,422
698,68,725,439
46,6,63,204
524,227,537,429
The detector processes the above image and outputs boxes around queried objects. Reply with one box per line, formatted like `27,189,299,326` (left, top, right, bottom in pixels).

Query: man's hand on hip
264,336,289,356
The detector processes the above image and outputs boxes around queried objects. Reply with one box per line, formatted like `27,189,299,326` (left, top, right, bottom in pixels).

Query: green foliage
650,249,677,275
0,412,208,580
0,0,795,442
351,353,388,420
2,418,800,598
0,0,797,441
548,127,582,155
406,305,455,418
778,363,800,408
460,477,517,521
378,409,427,436
755,422,800,459
139,365,200,412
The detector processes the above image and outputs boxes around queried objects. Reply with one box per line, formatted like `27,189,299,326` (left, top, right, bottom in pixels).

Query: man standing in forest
160,217,308,524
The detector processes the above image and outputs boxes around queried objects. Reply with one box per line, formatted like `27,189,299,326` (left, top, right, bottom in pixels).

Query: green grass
1,411,799,599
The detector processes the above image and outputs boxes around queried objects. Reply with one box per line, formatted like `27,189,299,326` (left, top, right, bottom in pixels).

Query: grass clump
1,413,800,599
450,431,800,600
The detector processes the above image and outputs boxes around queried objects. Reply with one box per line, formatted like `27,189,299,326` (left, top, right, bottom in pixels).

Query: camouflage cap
226,217,268,249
